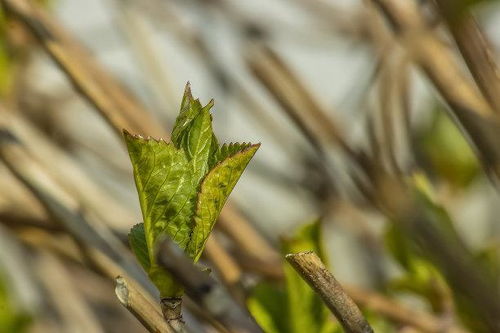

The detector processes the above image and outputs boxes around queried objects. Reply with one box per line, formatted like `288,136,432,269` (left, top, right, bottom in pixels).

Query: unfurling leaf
125,83,259,297
187,144,259,260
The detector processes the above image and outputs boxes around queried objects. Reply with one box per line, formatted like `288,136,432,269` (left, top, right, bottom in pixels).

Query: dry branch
286,251,373,333
0,126,154,294
370,0,500,178
1,0,165,138
247,43,353,158
35,251,105,333
435,0,500,113
218,205,281,271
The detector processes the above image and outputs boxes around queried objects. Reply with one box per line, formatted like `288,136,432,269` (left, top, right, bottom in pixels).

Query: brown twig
108,0,177,119
246,43,354,159
435,0,500,114
285,251,373,333
1,0,164,138
370,0,500,179
116,276,175,333
2,110,133,232
0,126,154,294
35,251,105,333
218,205,281,267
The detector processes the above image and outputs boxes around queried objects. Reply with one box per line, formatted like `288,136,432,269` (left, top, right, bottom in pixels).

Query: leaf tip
184,81,192,95
252,142,262,149
205,98,215,110
246,143,261,154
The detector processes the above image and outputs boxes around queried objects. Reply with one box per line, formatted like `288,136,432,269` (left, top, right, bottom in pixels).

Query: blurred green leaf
247,282,288,333
385,220,451,312
417,109,479,188
474,243,500,284
0,272,31,333
249,220,340,333
363,310,395,333
383,175,500,331
384,176,458,312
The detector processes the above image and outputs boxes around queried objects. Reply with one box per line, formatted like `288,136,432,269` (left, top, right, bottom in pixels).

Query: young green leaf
124,132,196,256
124,83,259,298
187,144,260,260
247,282,288,333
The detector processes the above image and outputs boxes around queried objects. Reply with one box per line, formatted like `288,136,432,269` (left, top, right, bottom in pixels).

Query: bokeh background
1,0,500,332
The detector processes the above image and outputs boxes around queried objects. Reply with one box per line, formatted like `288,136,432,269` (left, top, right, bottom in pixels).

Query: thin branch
435,0,500,114
246,43,354,159
1,0,165,137
285,251,373,333
0,126,154,294
115,276,174,333
2,110,133,232
203,236,244,297
218,205,281,268
35,251,105,333
370,0,500,179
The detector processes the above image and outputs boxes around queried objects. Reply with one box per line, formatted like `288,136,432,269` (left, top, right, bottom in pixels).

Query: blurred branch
35,250,105,333
0,126,154,294
115,276,175,333
108,0,177,120
246,43,354,159
203,236,244,294
376,51,401,175
218,205,280,268
344,284,468,333
246,43,354,196
2,110,134,232
435,0,500,114
285,251,373,333
369,0,500,179
1,0,165,138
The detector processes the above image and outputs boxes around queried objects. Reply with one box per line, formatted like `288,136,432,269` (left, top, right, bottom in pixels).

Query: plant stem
115,276,175,333
160,297,185,332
